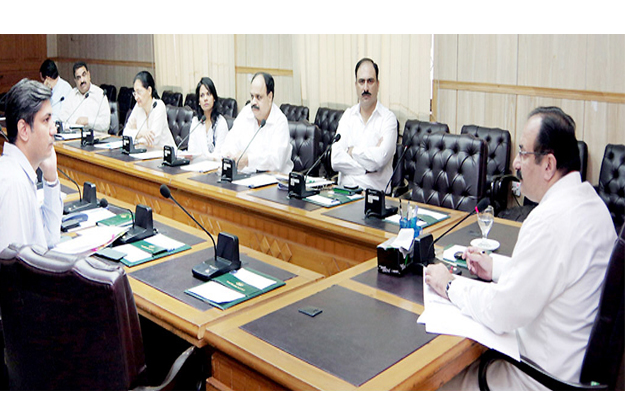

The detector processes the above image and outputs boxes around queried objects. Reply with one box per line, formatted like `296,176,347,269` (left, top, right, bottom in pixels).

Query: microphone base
219,173,251,183
163,158,190,167
115,226,154,245
122,148,147,155
365,205,398,219
63,200,98,215
192,257,242,281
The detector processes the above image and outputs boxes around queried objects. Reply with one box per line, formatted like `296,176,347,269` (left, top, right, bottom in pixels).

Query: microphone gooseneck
303,133,341,177
236,118,266,168
177,114,206,151
132,101,158,143
65,92,90,124
384,144,409,195
58,168,82,202
159,184,217,259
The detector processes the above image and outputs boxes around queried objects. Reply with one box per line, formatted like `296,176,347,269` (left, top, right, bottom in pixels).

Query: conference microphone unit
364,144,410,219
80,93,107,147
122,101,156,154
162,116,206,167
58,168,101,215
160,184,241,281
288,133,341,199
221,119,266,182
414,197,492,266
60,198,109,231
115,204,156,244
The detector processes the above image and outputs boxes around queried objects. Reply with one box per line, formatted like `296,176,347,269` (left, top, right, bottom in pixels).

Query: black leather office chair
410,132,488,212
224,115,235,130
100,84,117,103
0,244,204,390
578,140,589,182
313,107,345,178
215,97,238,118
184,93,198,115
280,103,310,122
117,86,136,130
460,125,512,215
108,101,120,135
597,144,625,233
397,119,450,198
289,120,320,176
161,90,183,107
479,223,625,391
165,105,194,150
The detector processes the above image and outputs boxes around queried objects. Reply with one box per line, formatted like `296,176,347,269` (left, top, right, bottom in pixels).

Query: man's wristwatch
45,178,60,188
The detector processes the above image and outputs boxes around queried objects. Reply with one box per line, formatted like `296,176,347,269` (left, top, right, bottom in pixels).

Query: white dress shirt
187,114,229,159
122,98,175,148
221,103,293,174
59,83,110,132
331,101,397,192
0,143,63,252
447,172,616,390
50,77,72,121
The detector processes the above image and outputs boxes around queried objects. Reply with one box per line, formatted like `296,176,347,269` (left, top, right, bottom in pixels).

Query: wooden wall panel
583,102,625,182
0,35,47,93
585,35,625,94
457,35,518,85
455,91,517,135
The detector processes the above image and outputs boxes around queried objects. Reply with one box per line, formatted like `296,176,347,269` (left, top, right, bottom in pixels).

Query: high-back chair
161,90,183,107
166,105,194,150
410,132,488,212
100,84,117,103
280,103,310,122
313,107,345,178
0,244,201,390
289,120,320,176
479,224,625,390
117,86,136,129
460,125,512,215
215,98,238,118
597,143,625,233
109,101,120,135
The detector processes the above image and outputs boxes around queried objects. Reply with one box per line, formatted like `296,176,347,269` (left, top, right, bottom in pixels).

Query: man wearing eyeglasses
59,61,110,133
425,107,616,390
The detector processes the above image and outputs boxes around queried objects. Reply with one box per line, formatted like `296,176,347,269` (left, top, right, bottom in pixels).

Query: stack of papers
53,225,127,255
111,233,190,266
417,271,520,360
232,174,278,188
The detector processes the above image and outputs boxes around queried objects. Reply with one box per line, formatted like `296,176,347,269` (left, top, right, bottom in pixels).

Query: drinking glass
476,205,494,247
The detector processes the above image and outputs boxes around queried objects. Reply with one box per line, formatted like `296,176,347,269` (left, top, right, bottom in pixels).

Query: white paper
418,208,448,220
233,268,276,290
442,245,467,263
305,194,339,206
232,174,278,188
418,274,520,360
54,226,125,255
94,140,123,149
188,281,245,303
112,244,152,263
180,160,220,173
144,233,185,251
128,150,163,160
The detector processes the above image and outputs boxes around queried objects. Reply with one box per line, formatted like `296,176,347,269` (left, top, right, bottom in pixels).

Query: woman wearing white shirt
122,71,175,148
187,77,228,159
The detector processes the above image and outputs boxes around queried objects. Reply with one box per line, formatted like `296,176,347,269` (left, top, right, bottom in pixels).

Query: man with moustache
424,107,616,390
59,61,110,133
221,72,293,174
0,79,63,253
331,58,397,192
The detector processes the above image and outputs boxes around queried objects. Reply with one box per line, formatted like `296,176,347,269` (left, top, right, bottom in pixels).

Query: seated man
59,61,110,133
39,58,72,121
0,79,63,253
331,58,397,192
425,107,616,390
221,72,293,174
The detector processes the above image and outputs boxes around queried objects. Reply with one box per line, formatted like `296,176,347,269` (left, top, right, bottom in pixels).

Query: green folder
118,237,191,267
185,268,285,310
97,212,133,227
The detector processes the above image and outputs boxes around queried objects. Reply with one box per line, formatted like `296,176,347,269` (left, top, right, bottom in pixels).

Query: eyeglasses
517,146,549,159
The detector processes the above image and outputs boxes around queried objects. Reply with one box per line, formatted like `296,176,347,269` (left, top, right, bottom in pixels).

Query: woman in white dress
122,71,175,148
187,77,229,159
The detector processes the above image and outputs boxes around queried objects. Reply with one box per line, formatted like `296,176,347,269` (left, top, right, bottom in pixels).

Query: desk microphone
415,197,492,266
52,96,65,108
160,184,241,281
176,115,206,151
64,92,90,127
162,115,207,167
364,144,409,219
122,102,156,154
59,168,100,214
221,119,266,182
114,203,156,244
288,133,341,199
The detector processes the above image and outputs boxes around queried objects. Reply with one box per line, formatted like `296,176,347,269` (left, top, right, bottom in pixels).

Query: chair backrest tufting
289,120,320,176
215,97,238,118
410,132,488,212
161,91,183,107
597,144,625,232
165,105,194,150
313,107,345,177
280,103,310,122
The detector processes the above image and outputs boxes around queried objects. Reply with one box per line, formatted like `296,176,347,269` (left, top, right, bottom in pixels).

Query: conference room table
53,137,467,277
202,215,523,390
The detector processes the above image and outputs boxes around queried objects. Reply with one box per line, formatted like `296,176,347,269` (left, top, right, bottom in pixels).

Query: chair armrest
478,349,608,391
132,346,204,391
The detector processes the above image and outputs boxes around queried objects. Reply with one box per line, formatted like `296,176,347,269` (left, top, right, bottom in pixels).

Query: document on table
417,270,520,361
232,174,278,188
180,160,221,173
93,140,123,149
53,225,127,255
128,150,163,160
